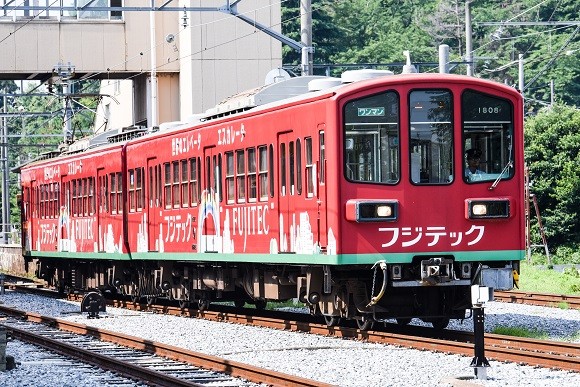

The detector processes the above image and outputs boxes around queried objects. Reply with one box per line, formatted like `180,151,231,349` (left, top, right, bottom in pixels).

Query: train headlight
466,199,510,219
346,199,398,222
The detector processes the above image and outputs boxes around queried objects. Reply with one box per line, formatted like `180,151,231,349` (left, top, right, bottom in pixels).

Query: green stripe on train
25,250,525,265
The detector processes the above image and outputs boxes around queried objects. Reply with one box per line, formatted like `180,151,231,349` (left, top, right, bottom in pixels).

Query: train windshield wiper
488,160,513,191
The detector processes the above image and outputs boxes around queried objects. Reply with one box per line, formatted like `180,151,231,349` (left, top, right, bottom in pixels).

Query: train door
59,176,70,252
96,168,106,252
316,126,328,249
24,180,35,252
200,146,222,253
277,132,296,253
146,158,159,251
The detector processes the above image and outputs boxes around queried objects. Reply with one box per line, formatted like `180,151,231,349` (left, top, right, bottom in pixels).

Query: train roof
16,70,520,173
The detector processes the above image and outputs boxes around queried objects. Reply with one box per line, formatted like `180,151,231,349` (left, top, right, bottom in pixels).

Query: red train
18,70,525,329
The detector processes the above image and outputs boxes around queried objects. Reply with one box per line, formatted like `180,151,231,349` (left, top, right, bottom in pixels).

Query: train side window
136,168,144,211
172,161,180,208
296,138,302,195
305,137,315,197
236,149,246,203
258,145,268,201
164,163,171,209
248,147,257,202
109,174,116,213
129,169,135,212
189,157,199,205
101,175,109,213
181,160,189,207
156,164,162,208
71,180,77,216
225,152,234,203
280,143,286,196
118,172,123,214
89,178,95,215
344,91,399,184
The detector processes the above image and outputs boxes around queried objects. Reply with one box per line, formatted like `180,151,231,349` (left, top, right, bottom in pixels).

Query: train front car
319,73,525,329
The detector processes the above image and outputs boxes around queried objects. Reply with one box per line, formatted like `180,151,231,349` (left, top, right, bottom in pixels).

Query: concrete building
0,0,283,132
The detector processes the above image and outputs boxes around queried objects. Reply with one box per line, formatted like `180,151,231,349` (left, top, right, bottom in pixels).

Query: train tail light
345,199,398,222
466,199,510,219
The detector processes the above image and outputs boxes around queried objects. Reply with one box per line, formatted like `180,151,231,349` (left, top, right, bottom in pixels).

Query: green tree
525,104,580,248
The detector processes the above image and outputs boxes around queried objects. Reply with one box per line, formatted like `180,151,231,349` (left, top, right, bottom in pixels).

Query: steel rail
494,290,580,309
6,325,201,387
0,305,333,387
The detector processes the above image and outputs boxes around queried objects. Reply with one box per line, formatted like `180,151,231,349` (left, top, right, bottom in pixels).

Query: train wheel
324,315,340,327
234,300,245,308
396,318,412,326
178,299,189,309
198,299,210,311
356,315,374,331
146,296,156,306
431,318,450,330
254,299,267,310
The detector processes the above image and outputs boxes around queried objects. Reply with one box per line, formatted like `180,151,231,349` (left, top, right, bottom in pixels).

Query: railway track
6,284,580,373
0,305,332,387
494,290,580,309
81,297,580,373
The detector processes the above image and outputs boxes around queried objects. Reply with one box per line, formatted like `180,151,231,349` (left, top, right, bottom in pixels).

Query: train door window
409,90,453,185
71,180,78,216
305,137,315,197
212,155,222,202
280,143,287,196
100,175,109,213
236,150,246,202
189,157,199,205
226,152,234,203
89,178,95,215
136,168,144,211
462,89,514,183
289,141,295,195
181,160,189,207
156,164,162,207
172,161,180,207
258,145,268,201
109,174,116,213
148,166,153,208
247,147,257,202
319,132,325,184
296,139,303,195
129,169,135,212
164,163,171,209
344,91,399,183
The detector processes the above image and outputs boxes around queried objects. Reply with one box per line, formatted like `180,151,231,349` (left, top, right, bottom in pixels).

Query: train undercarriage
32,257,513,330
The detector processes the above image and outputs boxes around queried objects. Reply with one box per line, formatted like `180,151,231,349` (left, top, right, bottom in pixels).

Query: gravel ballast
1,290,579,387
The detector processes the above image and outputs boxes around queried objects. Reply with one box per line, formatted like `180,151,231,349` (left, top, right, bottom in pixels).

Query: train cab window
236,150,246,202
247,147,257,202
344,91,399,184
258,145,268,201
462,90,514,183
409,90,453,185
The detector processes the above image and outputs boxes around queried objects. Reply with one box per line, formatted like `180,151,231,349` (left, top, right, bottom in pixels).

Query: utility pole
150,8,158,127
300,0,314,76
465,1,473,76
1,89,8,243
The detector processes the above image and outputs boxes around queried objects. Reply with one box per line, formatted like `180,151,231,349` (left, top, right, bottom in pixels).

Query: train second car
18,70,525,329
